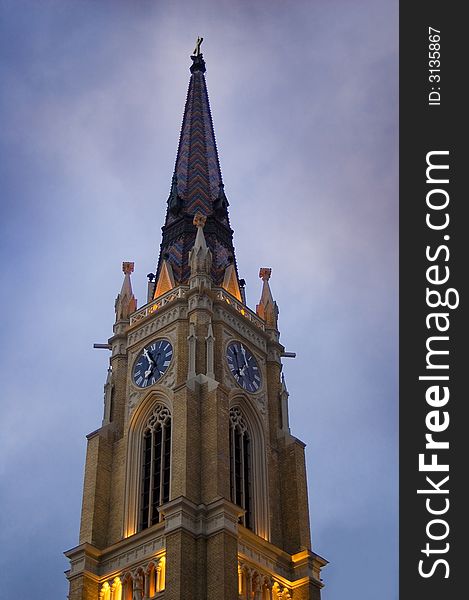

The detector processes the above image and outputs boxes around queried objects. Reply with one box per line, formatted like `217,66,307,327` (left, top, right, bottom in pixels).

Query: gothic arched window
139,404,172,530
229,406,253,529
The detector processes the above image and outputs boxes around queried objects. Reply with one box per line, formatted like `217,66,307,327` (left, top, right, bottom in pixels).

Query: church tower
65,41,327,600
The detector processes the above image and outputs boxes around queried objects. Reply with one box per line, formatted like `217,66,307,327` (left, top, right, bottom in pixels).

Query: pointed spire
189,212,212,276
167,174,183,216
256,268,279,328
187,322,197,379
115,262,137,321
222,263,242,302
205,321,215,379
281,372,288,394
170,42,223,218
103,366,113,426
279,373,291,434
153,258,175,299
154,41,238,289
213,182,229,216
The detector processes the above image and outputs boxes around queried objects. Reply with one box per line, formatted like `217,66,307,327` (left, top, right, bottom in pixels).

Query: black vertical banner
400,3,467,599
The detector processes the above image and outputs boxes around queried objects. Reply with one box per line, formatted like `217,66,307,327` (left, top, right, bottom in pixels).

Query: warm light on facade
100,581,110,600
292,550,310,563
238,564,244,595
112,577,122,600
98,554,165,600
237,564,295,600
123,526,135,539
157,555,166,591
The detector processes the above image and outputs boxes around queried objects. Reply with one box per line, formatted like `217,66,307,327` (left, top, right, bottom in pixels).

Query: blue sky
0,1,397,598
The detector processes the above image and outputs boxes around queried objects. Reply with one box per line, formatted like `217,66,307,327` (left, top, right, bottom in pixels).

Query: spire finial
193,36,203,57
190,36,206,73
259,268,272,282
122,261,134,275
193,211,207,229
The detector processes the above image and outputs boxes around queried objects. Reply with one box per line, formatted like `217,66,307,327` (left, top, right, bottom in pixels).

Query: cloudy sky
0,1,397,598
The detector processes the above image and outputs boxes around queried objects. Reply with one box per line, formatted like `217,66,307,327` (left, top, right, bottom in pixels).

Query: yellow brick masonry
67,289,325,599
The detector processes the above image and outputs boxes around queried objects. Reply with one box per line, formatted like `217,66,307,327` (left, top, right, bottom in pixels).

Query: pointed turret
153,258,175,299
256,267,279,328
189,212,212,276
102,367,113,426
279,373,291,434
154,40,240,293
222,262,242,301
115,262,137,322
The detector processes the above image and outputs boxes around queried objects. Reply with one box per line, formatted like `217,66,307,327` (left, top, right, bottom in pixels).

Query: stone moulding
65,524,165,580
129,284,266,337
159,496,244,538
129,286,189,327
238,532,327,593
128,305,187,347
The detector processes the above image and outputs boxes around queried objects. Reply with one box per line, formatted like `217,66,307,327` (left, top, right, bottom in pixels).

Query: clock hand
240,344,248,368
152,351,163,375
143,348,154,365
143,348,156,379
232,347,241,376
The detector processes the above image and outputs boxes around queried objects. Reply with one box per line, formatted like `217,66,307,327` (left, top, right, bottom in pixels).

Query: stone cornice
237,527,326,590
65,524,166,580
159,496,244,539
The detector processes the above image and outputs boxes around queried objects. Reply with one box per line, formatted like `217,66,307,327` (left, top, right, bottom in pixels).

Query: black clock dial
133,339,173,388
226,341,261,393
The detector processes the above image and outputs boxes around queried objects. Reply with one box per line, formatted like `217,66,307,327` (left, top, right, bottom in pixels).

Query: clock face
226,341,262,393
133,339,173,388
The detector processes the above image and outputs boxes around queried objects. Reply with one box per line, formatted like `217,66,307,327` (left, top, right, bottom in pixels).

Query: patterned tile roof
155,51,238,287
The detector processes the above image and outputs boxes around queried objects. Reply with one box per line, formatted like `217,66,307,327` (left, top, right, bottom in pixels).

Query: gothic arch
100,556,166,600
146,556,166,593
124,391,173,537
99,578,123,600
230,394,270,541
238,562,277,600
99,582,111,600
121,572,133,600
272,582,292,600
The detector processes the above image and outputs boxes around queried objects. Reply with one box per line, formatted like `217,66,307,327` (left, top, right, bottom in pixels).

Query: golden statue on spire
193,36,203,56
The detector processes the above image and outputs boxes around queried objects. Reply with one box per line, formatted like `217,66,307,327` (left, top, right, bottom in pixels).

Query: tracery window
229,406,253,529
139,404,171,530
